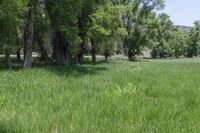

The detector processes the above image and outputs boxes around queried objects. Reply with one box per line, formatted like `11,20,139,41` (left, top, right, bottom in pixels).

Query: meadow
0,58,200,132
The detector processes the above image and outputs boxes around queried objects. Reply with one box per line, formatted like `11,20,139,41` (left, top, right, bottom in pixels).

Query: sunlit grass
0,58,200,132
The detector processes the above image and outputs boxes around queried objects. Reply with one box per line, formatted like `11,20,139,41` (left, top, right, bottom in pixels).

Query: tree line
0,0,200,69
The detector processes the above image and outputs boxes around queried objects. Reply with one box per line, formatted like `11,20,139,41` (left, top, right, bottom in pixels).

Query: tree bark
128,44,134,61
128,51,133,61
91,38,96,64
37,41,53,64
16,27,21,62
40,49,53,64
105,55,108,61
77,16,86,64
5,49,12,69
39,51,46,61
78,46,84,64
53,29,66,65
92,51,96,64
24,4,35,68
17,49,21,61
123,38,128,56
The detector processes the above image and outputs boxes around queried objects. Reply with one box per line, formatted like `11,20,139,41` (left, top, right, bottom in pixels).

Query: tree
0,0,23,68
88,1,125,63
23,0,38,68
121,0,165,60
169,29,189,57
186,20,200,57
44,0,82,65
150,13,175,58
75,0,96,64
33,0,52,63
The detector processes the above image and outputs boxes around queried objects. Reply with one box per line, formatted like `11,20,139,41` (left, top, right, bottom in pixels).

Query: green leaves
89,3,121,39
120,0,165,59
186,20,200,57
0,0,22,50
148,13,178,58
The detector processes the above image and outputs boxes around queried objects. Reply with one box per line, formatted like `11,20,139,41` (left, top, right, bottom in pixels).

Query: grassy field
0,58,200,132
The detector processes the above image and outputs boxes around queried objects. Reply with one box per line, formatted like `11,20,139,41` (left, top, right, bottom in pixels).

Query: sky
158,0,200,26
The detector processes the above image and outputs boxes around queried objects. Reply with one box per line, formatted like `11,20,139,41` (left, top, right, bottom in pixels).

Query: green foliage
88,1,126,60
89,2,120,41
169,30,189,57
33,1,51,52
186,20,200,57
45,0,82,46
1,0,200,67
122,0,165,60
0,0,22,53
149,13,176,58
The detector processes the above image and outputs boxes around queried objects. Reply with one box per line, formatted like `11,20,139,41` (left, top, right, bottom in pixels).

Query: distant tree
2,0,200,70
169,29,189,57
89,1,125,63
186,20,200,57
121,0,165,60
150,13,175,58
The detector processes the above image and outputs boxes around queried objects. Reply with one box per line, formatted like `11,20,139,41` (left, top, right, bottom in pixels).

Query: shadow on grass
0,58,111,78
0,129,19,133
0,59,23,71
127,59,150,63
0,61,109,77
84,59,115,65
33,60,110,78
0,124,20,133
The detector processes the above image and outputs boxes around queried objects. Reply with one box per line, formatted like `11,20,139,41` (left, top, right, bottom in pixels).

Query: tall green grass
0,58,200,132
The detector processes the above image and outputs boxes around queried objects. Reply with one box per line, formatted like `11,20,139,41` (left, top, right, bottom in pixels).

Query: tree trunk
66,51,73,63
5,49,12,69
77,39,84,64
92,51,96,64
128,49,133,61
128,54,133,61
77,16,86,64
40,51,46,61
39,51,53,64
53,30,66,65
38,42,53,64
105,54,108,61
17,49,21,61
91,38,96,64
24,4,35,68
123,38,128,56
78,49,84,64
16,27,21,62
